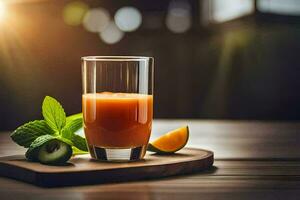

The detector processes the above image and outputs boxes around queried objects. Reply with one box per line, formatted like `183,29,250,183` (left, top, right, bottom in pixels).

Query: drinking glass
82,56,154,162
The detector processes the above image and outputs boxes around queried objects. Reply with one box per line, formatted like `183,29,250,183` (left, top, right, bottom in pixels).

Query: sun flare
0,1,6,21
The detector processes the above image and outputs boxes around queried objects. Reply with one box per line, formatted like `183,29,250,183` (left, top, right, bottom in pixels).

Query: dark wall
1,0,300,130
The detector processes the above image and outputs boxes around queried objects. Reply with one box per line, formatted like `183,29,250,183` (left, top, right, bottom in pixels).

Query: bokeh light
63,1,89,26
114,7,142,32
99,21,124,44
258,0,300,16
83,8,110,33
166,0,191,33
211,0,253,23
0,1,6,21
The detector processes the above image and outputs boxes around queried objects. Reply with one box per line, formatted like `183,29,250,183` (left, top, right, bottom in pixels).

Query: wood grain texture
0,148,213,187
0,120,300,199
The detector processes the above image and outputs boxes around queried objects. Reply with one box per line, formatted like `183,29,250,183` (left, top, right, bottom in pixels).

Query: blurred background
1,0,300,130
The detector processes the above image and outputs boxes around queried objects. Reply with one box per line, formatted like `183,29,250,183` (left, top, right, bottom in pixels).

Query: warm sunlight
0,1,6,21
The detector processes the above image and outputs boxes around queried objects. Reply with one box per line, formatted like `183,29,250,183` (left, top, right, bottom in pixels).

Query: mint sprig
62,125,88,151
10,96,88,165
11,120,54,148
42,96,66,132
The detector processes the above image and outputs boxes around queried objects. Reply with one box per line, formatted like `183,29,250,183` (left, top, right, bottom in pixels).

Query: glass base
88,145,147,162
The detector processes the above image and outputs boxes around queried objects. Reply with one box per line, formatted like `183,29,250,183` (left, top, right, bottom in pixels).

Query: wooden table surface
0,120,300,200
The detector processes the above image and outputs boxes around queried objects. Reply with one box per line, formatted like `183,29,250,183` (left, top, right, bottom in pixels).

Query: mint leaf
61,127,73,140
65,117,83,133
11,120,54,148
42,96,66,132
26,134,55,161
61,127,88,152
72,146,89,155
56,135,73,146
66,113,82,124
72,134,88,151
62,116,87,152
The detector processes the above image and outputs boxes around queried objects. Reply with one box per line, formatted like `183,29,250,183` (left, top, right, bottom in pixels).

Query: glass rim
81,56,153,62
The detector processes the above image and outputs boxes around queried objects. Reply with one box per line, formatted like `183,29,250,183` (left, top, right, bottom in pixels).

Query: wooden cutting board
0,148,213,187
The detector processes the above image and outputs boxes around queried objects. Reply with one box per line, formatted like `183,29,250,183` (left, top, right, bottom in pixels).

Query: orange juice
82,92,153,150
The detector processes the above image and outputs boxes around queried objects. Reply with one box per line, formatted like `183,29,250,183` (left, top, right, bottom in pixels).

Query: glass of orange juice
82,56,154,162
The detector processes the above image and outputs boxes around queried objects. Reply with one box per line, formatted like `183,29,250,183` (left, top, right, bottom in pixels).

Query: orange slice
147,126,189,154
